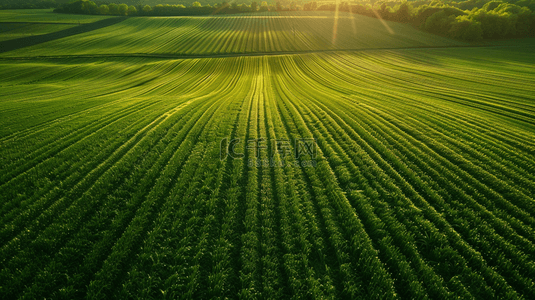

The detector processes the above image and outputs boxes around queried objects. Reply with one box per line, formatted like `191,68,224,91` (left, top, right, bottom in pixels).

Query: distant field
0,23,76,42
1,10,535,300
0,11,465,57
0,9,111,43
0,9,111,23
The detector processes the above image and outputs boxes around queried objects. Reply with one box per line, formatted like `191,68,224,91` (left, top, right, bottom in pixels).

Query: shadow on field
0,17,126,54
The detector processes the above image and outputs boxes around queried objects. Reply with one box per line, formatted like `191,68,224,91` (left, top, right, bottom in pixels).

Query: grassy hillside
0,11,465,57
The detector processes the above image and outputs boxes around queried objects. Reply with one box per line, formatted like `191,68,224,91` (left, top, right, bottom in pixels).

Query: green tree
393,1,412,22
472,9,514,38
495,3,532,36
142,4,152,13
290,1,296,10
153,4,164,14
482,0,503,12
108,3,119,15
449,15,483,40
192,1,202,7
379,2,388,14
85,0,99,14
98,4,109,14
251,1,258,11
128,5,137,15
424,10,456,34
260,1,269,11
515,0,530,7
118,3,128,15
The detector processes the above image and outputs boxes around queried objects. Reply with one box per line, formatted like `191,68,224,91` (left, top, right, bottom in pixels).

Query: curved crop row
0,43,534,299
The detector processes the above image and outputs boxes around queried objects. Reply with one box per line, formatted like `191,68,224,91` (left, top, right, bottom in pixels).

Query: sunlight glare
210,0,235,15
348,3,357,35
332,0,339,45
371,8,394,35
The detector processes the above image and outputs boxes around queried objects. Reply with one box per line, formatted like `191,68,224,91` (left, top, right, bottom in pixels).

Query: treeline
52,0,535,40
312,0,535,41
54,1,138,15
53,0,278,15
0,0,58,9
422,1,534,40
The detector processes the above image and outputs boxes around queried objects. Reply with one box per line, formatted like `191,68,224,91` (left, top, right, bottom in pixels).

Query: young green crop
0,11,465,58
0,13,534,299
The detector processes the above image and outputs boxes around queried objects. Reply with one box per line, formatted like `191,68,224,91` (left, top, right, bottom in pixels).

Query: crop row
0,12,462,58
0,47,534,298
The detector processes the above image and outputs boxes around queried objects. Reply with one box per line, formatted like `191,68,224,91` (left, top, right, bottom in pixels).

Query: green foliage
108,3,118,15
449,15,483,40
411,0,533,40
391,1,412,22
482,0,505,11
303,1,317,11
118,3,128,15
260,1,269,11
496,3,533,35
98,4,108,15
471,4,530,38
0,0,57,9
54,0,230,16
128,5,136,15
424,10,458,33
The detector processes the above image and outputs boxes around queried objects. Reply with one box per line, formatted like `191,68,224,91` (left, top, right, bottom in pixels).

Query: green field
1,10,535,300
0,9,112,23
0,9,112,43
0,11,465,57
0,23,77,42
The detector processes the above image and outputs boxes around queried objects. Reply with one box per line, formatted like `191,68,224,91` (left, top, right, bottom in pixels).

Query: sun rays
333,1,395,46
371,7,394,35
332,0,340,45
